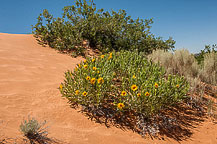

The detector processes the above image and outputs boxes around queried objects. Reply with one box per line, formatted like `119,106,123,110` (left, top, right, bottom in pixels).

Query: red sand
0,33,216,144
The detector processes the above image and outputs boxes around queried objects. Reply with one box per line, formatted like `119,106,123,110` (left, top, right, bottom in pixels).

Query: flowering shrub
60,51,189,118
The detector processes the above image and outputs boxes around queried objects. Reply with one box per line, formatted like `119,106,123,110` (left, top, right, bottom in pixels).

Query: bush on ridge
32,0,175,56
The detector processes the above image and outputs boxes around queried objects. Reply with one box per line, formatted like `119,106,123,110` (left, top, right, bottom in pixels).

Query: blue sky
0,0,216,53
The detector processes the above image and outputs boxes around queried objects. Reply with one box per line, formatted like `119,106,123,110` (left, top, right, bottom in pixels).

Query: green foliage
20,116,49,144
195,44,217,65
60,51,189,118
32,0,175,56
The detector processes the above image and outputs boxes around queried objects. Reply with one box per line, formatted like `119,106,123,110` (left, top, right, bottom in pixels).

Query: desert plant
199,52,217,85
148,49,199,78
32,0,175,56
60,51,189,120
148,49,217,86
20,116,49,144
148,48,217,120
195,44,217,65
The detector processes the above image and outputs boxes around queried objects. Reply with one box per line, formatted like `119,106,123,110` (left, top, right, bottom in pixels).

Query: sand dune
0,33,216,144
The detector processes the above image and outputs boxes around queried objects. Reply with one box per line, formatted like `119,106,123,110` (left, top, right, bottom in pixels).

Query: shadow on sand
69,99,206,142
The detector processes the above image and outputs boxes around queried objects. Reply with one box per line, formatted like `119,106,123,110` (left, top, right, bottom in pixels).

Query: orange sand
0,33,216,144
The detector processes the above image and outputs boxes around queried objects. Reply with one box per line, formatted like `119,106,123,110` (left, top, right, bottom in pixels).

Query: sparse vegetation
20,116,51,144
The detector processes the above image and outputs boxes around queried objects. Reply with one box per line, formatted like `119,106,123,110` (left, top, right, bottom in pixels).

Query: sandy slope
0,33,216,144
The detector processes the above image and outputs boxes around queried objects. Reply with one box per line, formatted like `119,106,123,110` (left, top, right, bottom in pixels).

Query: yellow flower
78,64,81,68
131,85,138,91
75,90,79,95
90,78,96,84
117,103,125,110
92,58,95,62
109,52,112,56
74,67,78,71
121,91,127,96
137,93,141,97
83,59,87,63
108,55,112,60
97,77,104,84
132,75,136,79
145,92,150,96
101,55,105,58
93,67,97,71
84,65,88,69
154,83,159,88
86,76,90,80
59,84,63,90
97,71,100,74
82,91,87,96
176,84,179,88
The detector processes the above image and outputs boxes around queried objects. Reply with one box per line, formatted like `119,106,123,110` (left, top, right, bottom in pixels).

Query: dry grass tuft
148,49,217,119
199,52,217,85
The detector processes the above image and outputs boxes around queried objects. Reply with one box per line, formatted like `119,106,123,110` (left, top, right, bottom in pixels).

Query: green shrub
195,44,217,65
60,51,189,118
32,0,175,56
